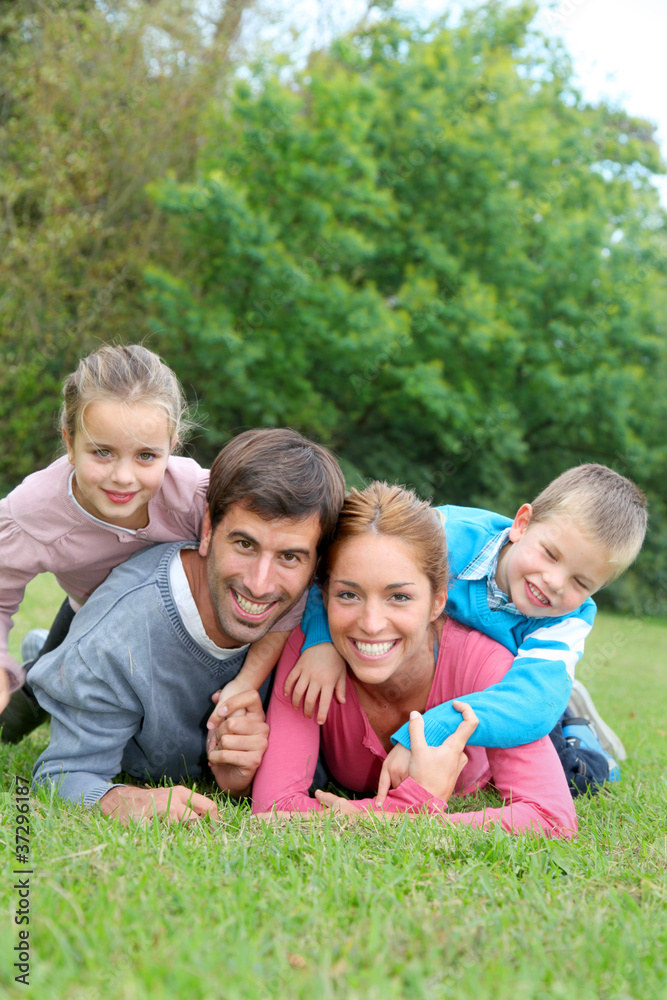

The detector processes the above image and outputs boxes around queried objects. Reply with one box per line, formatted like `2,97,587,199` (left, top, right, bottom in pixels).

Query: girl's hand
407,701,478,803
282,644,347,725
207,675,252,731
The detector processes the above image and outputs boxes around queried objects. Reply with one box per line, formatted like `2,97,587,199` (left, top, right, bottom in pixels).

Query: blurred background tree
1,0,666,612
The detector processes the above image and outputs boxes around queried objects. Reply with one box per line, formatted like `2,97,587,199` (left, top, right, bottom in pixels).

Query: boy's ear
508,503,533,543
199,507,213,557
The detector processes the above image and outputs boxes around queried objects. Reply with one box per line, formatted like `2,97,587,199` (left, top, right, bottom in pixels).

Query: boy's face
495,505,615,618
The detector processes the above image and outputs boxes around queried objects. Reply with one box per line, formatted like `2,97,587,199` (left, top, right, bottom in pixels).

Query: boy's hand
207,675,253,731
282,643,347,725
376,742,411,807
406,702,478,802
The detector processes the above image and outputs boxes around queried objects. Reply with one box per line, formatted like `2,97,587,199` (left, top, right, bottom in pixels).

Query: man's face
199,502,321,645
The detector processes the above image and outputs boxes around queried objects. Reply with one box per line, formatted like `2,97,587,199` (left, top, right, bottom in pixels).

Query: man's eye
237,539,253,550
282,553,299,563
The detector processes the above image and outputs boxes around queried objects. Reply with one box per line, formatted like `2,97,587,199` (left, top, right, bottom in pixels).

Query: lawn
1,577,665,999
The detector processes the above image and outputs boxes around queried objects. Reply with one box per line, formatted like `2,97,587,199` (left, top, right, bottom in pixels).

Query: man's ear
199,507,213,557
62,427,74,462
508,503,533,543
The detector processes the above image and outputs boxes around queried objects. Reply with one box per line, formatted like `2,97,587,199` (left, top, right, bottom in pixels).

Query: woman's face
324,532,446,688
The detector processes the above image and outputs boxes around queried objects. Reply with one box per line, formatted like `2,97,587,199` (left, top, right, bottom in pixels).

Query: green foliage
0,0,253,488
144,5,667,612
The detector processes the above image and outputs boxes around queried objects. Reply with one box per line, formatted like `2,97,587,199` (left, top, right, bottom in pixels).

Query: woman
252,482,577,837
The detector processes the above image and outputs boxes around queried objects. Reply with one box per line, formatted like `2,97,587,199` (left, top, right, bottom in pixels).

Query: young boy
292,463,647,799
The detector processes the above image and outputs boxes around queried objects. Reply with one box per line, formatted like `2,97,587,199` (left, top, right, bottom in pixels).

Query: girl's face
64,400,173,529
324,532,446,689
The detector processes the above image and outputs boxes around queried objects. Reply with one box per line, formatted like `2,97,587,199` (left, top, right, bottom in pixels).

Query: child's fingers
210,689,221,704
290,674,311,714
315,685,334,726
206,703,228,730
282,665,300,699
334,671,347,705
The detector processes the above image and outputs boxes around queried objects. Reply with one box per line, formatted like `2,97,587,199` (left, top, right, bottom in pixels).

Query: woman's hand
314,790,363,816
407,701,478,803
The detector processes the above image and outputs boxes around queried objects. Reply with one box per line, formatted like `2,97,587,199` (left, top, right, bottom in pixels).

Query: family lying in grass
0,346,647,834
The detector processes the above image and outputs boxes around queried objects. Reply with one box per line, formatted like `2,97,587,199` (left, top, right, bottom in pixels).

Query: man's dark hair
207,428,345,553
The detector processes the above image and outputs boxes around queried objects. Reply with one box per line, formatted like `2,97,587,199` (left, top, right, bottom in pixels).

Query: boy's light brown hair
530,463,647,579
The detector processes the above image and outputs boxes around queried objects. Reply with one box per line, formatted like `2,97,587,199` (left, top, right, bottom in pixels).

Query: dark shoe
0,686,48,743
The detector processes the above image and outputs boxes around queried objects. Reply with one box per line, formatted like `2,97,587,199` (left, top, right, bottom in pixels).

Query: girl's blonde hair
61,344,193,447
320,481,448,596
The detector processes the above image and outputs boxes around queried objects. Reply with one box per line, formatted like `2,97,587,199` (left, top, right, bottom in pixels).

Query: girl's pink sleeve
443,739,578,838
0,517,45,691
251,628,324,814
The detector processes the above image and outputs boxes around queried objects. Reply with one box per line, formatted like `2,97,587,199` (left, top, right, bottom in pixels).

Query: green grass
1,579,666,999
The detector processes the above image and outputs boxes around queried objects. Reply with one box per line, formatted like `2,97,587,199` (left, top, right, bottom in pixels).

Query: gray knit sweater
31,543,248,806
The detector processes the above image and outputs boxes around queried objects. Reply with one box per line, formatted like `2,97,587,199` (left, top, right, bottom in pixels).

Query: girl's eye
138,452,156,462
544,548,556,560
95,449,112,458
574,579,587,590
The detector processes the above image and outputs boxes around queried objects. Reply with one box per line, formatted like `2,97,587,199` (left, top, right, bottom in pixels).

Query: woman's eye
336,591,358,601
390,593,411,602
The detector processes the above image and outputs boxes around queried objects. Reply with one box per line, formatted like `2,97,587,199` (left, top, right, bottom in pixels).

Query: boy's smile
495,504,615,618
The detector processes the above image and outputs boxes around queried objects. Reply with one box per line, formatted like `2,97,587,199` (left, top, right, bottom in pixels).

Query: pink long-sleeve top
0,455,209,691
252,620,578,838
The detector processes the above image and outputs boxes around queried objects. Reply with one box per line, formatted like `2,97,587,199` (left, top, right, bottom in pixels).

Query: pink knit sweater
252,620,577,837
0,455,208,690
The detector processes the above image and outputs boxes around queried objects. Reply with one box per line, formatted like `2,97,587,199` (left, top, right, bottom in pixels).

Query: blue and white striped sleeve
391,613,595,750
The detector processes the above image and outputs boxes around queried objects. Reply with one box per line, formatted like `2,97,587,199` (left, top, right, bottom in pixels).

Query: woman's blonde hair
61,344,193,447
320,481,448,596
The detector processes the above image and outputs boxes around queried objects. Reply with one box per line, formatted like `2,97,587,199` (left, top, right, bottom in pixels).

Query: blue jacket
302,505,596,749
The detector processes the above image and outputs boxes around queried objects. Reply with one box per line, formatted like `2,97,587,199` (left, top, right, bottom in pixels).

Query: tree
144,4,667,609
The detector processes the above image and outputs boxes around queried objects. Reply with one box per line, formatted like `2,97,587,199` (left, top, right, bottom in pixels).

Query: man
30,428,345,823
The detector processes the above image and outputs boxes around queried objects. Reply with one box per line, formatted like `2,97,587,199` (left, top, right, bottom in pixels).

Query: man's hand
0,668,10,714
376,742,411,807
407,701,478,802
282,643,347,725
207,689,269,796
99,784,218,825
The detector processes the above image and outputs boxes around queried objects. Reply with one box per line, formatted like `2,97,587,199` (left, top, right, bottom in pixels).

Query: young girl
0,344,321,740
